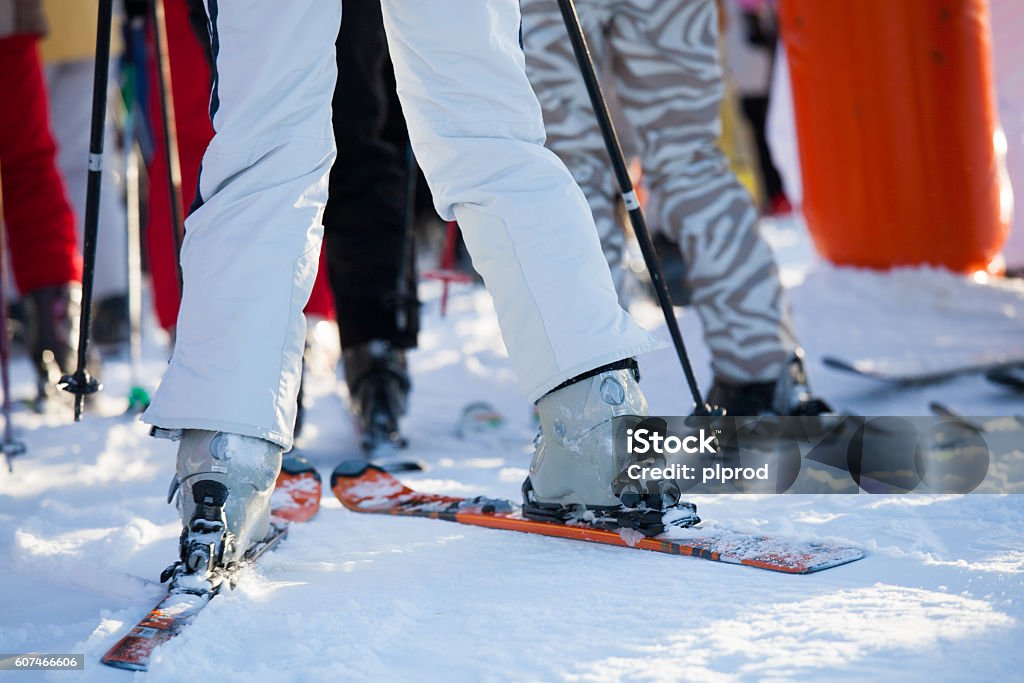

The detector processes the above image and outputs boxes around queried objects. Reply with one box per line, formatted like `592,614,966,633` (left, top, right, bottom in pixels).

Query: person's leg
520,0,628,295
143,0,340,572
610,0,796,389
381,0,666,520
0,36,82,292
145,0,338,447
46,58,129,342
740,94,787,208
0,35,85,398
324,2,417,448
380,0,659,404
145,0,216,333
326,0,416,352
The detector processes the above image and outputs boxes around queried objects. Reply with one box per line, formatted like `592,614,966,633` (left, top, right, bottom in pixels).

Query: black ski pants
324,1,419,350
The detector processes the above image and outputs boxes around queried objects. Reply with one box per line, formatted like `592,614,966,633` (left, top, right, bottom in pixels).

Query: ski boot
343,340,410,452
91,294,130,347
161,430,282,593
706,349,832,417
522,359,700,537
24,283,96,408
706,349,842,451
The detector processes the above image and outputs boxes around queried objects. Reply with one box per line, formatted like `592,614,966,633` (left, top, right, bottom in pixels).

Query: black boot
343,340,410,452
24,283,82,406
706,350,832,417
91,294,130,347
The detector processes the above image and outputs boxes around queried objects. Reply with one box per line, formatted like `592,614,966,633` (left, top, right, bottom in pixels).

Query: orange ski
270,455,323,522
331,461,864,574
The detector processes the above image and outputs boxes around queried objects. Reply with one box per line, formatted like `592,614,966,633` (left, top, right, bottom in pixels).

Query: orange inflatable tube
779,0,1009,273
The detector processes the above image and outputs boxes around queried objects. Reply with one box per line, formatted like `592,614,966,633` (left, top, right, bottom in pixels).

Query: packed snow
1,215,1022,682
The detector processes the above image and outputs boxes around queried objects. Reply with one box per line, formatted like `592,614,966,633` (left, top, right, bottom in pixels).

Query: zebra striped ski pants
522,0,797,384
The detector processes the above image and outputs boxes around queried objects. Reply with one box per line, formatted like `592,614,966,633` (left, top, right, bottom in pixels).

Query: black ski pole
0,167,27,471
555,0,714,416
60,0,112,419
151,0,185,296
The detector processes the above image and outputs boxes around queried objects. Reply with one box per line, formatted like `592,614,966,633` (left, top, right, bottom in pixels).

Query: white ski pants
143,0,661,450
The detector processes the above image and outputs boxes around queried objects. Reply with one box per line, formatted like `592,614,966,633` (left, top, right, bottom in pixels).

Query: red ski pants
0,35,82,292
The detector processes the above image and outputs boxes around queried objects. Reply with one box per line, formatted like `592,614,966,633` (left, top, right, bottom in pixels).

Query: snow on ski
330,461,865,575
100,457,322,671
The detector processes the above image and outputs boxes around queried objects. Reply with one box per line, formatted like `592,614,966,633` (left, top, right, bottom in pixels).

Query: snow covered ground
1,215,1022,682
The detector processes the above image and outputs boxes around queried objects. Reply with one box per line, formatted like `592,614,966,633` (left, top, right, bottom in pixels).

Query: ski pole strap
542,358,639,400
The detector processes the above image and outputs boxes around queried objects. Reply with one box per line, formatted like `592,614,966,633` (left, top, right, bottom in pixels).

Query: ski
928,401,987,431
330,461,865,574
823,352,1024,385
100,455,322,671
986,365,1024,392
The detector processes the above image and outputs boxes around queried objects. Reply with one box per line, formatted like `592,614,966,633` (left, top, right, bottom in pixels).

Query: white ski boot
163,430,282,591
522,360,699,536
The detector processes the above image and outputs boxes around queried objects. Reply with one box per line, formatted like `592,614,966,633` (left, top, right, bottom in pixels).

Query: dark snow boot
343,340,410,452
23,283,85,405
706,349,832,417
90,294,130,347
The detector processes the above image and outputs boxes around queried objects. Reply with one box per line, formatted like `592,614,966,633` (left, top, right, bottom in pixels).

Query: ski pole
555,0,713,415
0,168,27,472
60,0,112,419
124,83,150,413
151,0,185,296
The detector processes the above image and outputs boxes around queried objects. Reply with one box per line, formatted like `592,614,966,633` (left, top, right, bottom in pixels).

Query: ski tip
377,459,426,473
821,356,857,373
986,365,1024,391
281,453,322,481
272,455,323,522
331,459,384,488
101,655,149,672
